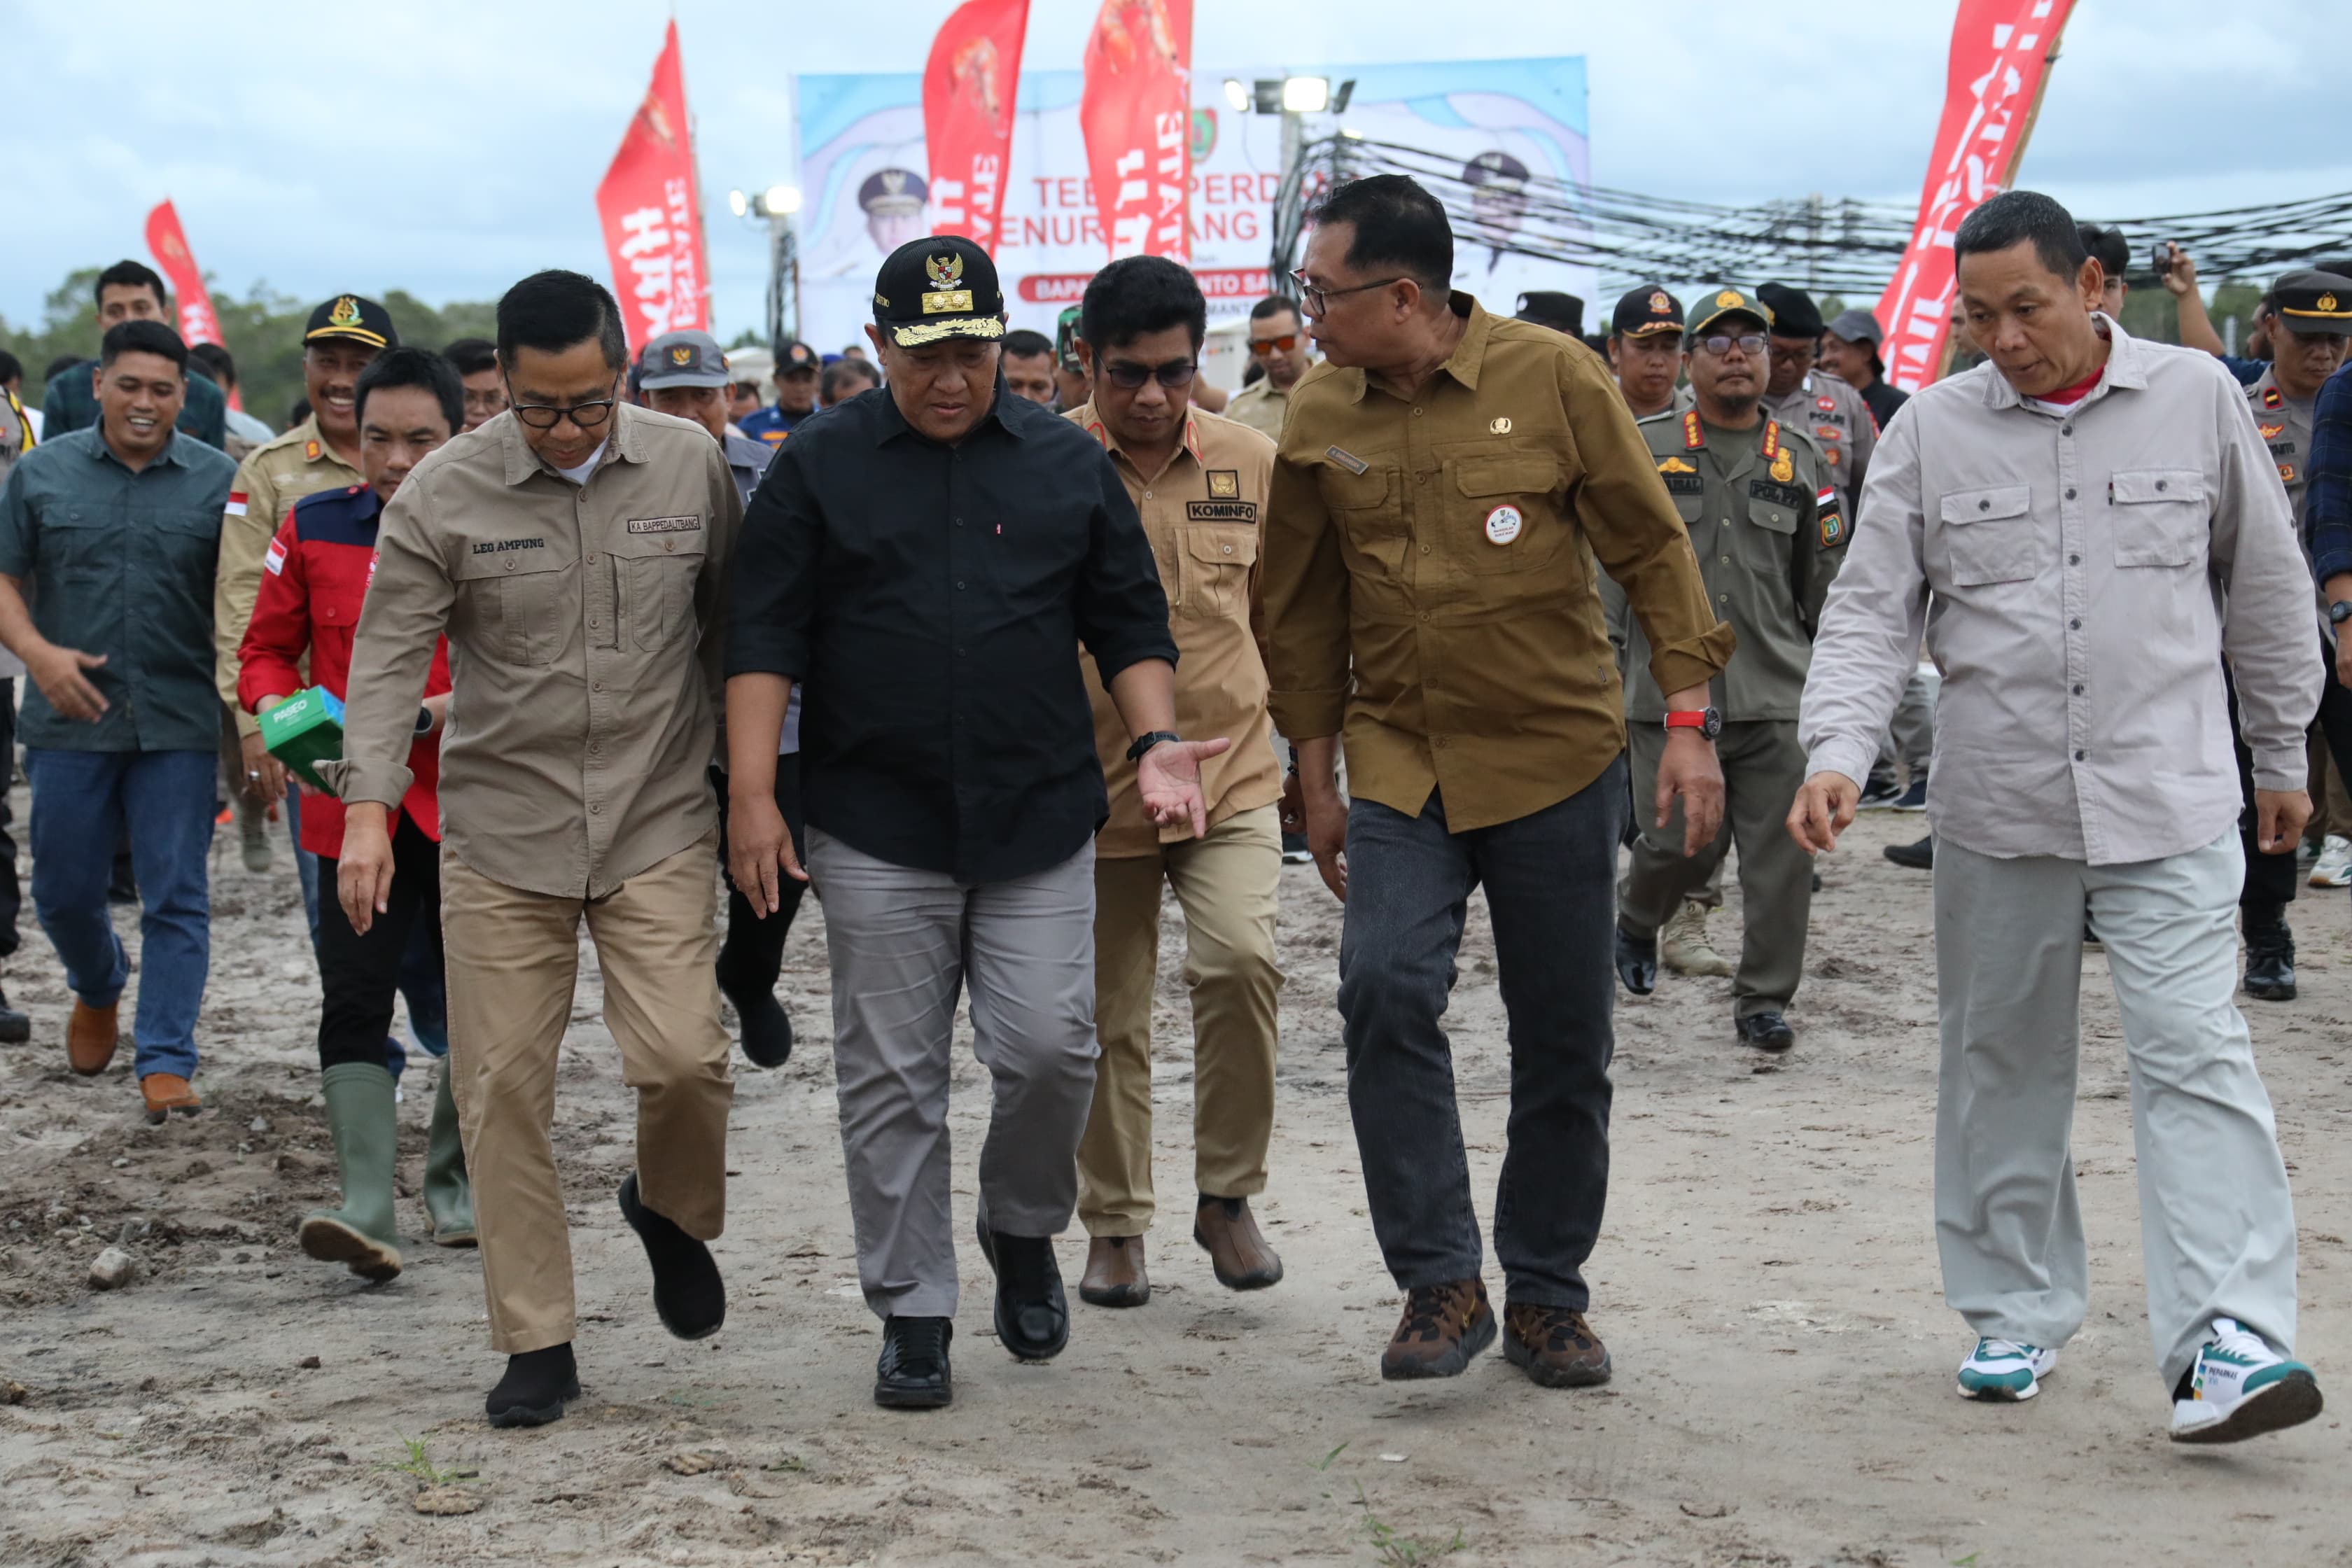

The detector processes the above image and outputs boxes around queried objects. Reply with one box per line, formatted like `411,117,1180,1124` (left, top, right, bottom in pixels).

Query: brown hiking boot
1380,1278,1496,1380
1502,1303,1613,1388
1079,1234,1149,1308
139,1072,202,1125
67,1000,119,1077
1194,1196,1283,1291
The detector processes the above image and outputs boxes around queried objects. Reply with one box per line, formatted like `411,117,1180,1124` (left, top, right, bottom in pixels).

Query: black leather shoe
486,1342,581,1428
976,1218,1070,1362
618,1173,726,1340
874,1315,953,1408
2244,911,2297,1002
1883,836,1933,871
0,984,28,1046
1736,1011,1795,1051
1614,926,1658,996
722,981,794,1069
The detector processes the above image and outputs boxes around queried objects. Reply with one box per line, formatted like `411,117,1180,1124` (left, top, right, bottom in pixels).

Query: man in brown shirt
332,271,743,1430
1264,175,1732,1390
1064,257,1287,1311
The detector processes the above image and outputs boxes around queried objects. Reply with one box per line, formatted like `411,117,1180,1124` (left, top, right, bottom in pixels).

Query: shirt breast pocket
612,536,706,652
1321,466,1407,583
1740,496,1799,575
1450,454,1562,574
452,552,567,667
2108,469,2208,569
42,505,113,581
1178,525,1256,622
1938,484,2037,587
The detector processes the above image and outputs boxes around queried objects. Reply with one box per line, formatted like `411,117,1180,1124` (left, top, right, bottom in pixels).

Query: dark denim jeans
1337,757,1626,1312
26,748,214,1077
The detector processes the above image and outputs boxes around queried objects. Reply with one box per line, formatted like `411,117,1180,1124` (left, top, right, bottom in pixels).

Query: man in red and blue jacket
238,346,471,1285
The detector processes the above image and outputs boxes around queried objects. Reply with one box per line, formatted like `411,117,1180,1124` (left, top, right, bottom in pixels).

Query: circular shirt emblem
1484,504,1524,546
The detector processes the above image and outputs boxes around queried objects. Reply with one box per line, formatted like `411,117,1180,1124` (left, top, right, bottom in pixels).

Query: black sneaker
2244,911,2297,1002
975,1218,1070,1361
874,1315,953,1408
618,1173,726,1339
1856,770,1905,811
1891,776,1928,811
1883,836,1933,871
0,983,28,1046
1735,1011,1795,1051
486,1342,582,1428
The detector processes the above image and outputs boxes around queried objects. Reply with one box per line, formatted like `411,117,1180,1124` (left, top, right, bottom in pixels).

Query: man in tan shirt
1064,257,1287,1311
332,270,743,1431
1224,295,1312,441
1264,175,1732,1391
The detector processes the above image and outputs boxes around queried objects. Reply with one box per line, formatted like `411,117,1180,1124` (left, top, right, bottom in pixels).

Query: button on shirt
1799,318,2320,867
339,404,743,899
727,386,1178,886
1070,400,1282,858
1262,293,1735,832
0,428,235,752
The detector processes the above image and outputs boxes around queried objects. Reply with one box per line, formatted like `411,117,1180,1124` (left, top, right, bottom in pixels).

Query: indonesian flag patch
225,491,248,517
262,537,287,577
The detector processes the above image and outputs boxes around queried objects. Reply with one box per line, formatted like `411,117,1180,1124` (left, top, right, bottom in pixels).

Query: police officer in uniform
1756,283,1875,514
2235,269,2352,1000
1615,288,1846,1051
1606,286,1684,419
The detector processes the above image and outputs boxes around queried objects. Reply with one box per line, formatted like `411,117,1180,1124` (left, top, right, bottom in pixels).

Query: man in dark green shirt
37,261,229,451
0,320,235,1123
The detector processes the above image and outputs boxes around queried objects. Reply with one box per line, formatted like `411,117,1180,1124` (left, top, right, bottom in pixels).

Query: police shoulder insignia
304,439,321,461
2263,386,2284,409
1681,410,1702,450
1760,419,1781,459
1207,470,1240,498
1657,456,1696,474
2258,420,2286,440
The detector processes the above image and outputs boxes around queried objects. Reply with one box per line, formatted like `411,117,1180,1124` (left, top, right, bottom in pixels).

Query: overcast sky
6,0,2348,335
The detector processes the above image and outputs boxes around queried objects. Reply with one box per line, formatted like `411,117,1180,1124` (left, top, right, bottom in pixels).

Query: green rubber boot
298,1062,403,1282
424,1064,477,1247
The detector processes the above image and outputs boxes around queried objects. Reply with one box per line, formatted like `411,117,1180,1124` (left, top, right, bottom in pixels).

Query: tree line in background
1,270,498,438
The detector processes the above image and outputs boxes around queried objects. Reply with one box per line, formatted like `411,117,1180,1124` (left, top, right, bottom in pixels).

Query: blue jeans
27,748,214,1077
1336,762,1626,1311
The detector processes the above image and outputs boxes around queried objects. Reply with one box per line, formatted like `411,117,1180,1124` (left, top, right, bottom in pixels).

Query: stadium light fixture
727,188,750,218
764,184,803,216
1224,77,1250,113
1281,76,1330,114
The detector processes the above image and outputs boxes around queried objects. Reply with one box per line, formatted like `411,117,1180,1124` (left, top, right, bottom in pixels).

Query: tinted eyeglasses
1102,357,1198,391
1694,332,1768,358
1249,335,1299,355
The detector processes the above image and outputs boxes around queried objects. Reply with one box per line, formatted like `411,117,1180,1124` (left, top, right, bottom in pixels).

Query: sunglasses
1249,335,1298,355
1102,357,1198,391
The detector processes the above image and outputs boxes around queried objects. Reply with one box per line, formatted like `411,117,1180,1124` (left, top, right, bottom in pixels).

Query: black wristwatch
1126,729,1182,762
2330,601,2352,627
413,705,435,736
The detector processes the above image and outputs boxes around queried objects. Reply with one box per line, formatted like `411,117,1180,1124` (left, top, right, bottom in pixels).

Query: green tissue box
258,686,346,790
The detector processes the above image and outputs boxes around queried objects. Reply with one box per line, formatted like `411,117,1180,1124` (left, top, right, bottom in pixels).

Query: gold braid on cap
890,316,1008,347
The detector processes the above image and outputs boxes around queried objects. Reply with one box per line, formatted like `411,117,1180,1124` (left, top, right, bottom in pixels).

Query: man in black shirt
725,236,1219,1411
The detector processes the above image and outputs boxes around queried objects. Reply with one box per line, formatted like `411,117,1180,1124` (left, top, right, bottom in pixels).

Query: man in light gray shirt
1788,192,2325,1446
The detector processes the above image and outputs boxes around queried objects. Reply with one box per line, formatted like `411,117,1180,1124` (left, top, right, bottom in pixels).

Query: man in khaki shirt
333,271,744,1431
1064,258,1287,1311
1224,295,1312,441
1264,175,1732,1391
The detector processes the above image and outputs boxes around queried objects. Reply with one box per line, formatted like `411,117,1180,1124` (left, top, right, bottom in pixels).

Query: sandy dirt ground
2,798,2348,1567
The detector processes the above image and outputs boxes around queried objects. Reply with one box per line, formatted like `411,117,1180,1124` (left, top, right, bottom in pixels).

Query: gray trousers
1875,666,1937,775
1933,832,2298,1390
1618,720,1813,1016
806,827,1100,1320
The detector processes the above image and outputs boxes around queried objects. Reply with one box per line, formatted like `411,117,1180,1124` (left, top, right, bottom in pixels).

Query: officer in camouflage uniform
1614,288,1848,1051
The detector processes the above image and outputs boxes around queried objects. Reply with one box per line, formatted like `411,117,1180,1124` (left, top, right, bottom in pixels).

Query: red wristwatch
1665,708,1723,740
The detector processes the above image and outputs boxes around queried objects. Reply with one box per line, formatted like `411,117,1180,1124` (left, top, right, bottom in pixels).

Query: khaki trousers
442,833,733,1353
1079,803,1283,1236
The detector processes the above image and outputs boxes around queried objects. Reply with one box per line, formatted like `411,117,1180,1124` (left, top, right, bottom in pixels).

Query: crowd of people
0,176,2337,1449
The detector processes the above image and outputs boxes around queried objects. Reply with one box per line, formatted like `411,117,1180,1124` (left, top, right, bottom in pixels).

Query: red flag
595,20,712,355
924,0,1029,256
144,200,224,349
1875,0,2078,392
1077,0,1193,262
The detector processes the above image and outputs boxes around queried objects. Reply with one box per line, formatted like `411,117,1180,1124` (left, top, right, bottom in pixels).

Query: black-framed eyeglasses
1102,357,1198,391
1695,332,1768,358
1290,268,1406,315
505,381,619,430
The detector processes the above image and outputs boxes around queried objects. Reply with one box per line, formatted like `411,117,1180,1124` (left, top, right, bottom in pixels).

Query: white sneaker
2309,834,2352,888
2170,1318,2323,1443
1956,1337,2057,1401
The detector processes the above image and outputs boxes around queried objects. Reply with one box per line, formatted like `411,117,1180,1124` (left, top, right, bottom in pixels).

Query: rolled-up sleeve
1072,444,1177,685
2213,379,2323,790
1567,356,1736,696
337,468,454,808
1261,449,1350,740
727,443,820,680
1800,410,1931,789
2307,370,2352,591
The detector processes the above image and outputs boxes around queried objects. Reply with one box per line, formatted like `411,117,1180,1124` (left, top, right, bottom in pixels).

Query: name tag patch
471,536,547,554
626,514,704,535
1484,504,1524,545
1662,474,1704,496
1187,501,1259,522
1325,445,1368,476
1749,479,1809,510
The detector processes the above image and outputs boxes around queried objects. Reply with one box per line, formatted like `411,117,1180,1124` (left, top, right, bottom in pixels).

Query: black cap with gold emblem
303,293,398,351
872,235,1006,348
2272,270,2352,337
1611,284,1684,338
